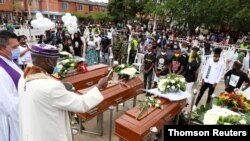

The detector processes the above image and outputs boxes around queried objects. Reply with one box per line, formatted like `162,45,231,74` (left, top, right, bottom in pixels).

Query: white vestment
0,56,23,141
18,73,104,141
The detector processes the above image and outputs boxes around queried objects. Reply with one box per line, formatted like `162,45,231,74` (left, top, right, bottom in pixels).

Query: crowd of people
1,20,250,141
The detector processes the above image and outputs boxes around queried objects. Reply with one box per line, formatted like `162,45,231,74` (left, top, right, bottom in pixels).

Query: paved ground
73,77,225,141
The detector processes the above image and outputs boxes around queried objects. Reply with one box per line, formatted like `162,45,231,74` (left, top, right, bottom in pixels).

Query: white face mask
148,52,152,54
161,52,166,55
181,47,188,53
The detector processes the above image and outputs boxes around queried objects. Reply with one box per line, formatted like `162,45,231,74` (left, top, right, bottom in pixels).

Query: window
0,0,5,4
62,2,68,10
101,7,106,11
78,4,83,11
89,5,93,11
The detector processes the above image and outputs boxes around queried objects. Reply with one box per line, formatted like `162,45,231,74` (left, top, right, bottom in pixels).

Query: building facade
0,0,14,23
0,0,107,23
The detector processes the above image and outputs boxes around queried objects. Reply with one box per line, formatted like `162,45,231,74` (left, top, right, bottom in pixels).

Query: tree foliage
107,0,250,31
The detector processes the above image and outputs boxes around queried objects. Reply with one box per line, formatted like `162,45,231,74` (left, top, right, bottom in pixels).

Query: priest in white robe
18,44,107,141
0,30,22,141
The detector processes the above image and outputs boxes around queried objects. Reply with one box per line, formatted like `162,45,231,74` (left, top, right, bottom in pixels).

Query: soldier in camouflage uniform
112,31,128,64
120,32,129,64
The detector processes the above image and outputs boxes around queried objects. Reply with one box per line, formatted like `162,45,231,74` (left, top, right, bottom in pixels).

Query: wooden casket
76,77,143,121
53,64,109,90
115,99,186,141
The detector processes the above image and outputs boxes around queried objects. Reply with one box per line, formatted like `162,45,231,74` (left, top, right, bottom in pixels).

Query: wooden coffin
115,99,186,141
53,64,109,90
76,77,143,121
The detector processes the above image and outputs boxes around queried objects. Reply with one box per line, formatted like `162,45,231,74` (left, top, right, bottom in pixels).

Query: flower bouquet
203,106,248,125
56,58,78,78
213,91,250,112
59,51,73,59
137,96,162,120
217,115,247,125
158,73,186,93
114,64,137,80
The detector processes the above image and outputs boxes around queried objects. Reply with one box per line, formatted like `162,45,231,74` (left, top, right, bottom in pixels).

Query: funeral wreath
158,73,186,93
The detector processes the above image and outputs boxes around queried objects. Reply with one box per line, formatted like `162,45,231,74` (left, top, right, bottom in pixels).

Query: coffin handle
87,108,98,116
86,81,94,86
164,114,173,122
115,97,123,104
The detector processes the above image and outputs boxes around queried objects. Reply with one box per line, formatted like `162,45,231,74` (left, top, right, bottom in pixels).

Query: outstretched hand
97,77,109,90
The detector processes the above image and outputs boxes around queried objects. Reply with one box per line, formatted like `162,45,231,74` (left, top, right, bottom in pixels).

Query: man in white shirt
195,48,224,106
0,30,22,141
18,44,108,141
17,35,32,69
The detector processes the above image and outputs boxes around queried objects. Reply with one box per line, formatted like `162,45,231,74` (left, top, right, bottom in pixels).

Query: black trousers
195,82,215,106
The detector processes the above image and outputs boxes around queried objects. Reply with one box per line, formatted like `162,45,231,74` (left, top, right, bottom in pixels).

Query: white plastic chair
133,53,144,73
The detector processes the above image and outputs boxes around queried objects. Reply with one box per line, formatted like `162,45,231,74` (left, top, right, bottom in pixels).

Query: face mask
181,47,188,53
47,59,57,74
161,52,166,55
53,66,59,74
238,54,244,62
175,53,180,57
148,52,152,54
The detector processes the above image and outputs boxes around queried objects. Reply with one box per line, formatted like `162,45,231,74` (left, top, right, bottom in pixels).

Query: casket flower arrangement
213,91,250,112
137,96,162,120
56,58,78,78
158,73,186,93
114,64,137,80
217,115,247,125
203,106,248,125
59,51,73,58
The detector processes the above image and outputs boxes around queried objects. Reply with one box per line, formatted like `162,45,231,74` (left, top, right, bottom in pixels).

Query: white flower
170,80,175,84
149,97,154,101
239,119,247,125
120,67,137,79
180,78,186,83
120,64,125,68
224,123,232,125
70,63,75,67
203,107,240,125
58,64,63,69
167,85,170,88
148,103,152,107
177,84,180,88
155,103,160,107
61,59,70,64
171,85,175,90
113,61,119,65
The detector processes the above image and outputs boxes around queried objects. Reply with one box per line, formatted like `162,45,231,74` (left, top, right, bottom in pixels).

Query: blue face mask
53,66,59,74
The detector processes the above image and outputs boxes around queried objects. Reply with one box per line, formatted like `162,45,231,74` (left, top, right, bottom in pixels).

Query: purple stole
0,57,21,89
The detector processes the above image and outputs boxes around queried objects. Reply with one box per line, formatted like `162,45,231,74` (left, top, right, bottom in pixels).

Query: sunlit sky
89,0,109,3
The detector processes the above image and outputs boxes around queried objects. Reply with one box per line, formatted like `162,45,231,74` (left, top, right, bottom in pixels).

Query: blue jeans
96,50,100,63
143,70,153,90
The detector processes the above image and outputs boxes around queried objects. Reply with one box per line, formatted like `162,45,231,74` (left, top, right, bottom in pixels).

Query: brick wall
0,0,14,12
40,0,59,12
58,1,76,13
